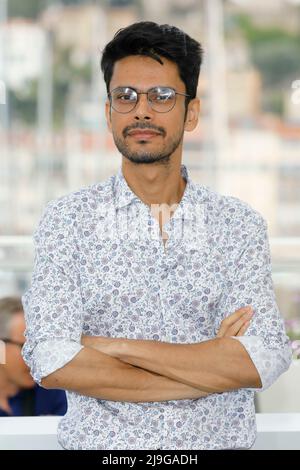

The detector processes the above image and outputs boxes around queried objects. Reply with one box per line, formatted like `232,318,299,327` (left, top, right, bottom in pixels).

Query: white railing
0,236,33,246
0,414,300,450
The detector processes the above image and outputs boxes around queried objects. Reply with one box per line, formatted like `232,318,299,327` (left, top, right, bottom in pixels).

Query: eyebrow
111,85,175,91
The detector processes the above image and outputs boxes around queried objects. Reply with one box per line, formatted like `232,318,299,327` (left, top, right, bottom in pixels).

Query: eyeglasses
0,338,24,348
108,86,190,114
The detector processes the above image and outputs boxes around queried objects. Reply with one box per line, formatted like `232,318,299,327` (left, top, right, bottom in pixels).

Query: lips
127,129,161,138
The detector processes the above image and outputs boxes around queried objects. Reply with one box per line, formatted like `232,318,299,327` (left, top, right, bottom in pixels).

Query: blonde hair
0,296,24,338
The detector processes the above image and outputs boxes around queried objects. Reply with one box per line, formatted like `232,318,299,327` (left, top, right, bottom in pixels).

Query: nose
133,93,154,121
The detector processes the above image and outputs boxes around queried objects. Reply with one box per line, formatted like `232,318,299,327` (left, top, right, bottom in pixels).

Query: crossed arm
81,305,261,394
82,332,261,394
42,306,261,400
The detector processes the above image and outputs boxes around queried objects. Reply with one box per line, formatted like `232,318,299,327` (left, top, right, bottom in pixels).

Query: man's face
105,55,199,165
4,312,34,388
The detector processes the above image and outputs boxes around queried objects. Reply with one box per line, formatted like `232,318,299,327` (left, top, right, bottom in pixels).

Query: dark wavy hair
101,21,203,106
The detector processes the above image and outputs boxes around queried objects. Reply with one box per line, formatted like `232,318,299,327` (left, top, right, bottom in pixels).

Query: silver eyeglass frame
108,86,191,114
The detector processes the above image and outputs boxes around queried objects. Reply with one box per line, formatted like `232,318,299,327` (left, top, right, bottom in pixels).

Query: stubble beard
113,129,184,166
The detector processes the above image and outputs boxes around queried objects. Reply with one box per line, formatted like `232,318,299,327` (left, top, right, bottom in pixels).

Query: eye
150,88,174,102
116,93,135,102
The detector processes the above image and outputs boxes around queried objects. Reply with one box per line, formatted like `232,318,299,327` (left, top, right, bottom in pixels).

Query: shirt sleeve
214,214,292,392
21,200,84,385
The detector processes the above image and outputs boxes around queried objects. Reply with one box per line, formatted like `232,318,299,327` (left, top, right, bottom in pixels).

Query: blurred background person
0,296,67,416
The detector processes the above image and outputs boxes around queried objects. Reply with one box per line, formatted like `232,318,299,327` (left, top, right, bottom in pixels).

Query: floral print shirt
22,164,292,450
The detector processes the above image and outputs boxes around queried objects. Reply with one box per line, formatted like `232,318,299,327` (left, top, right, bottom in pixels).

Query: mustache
123,122,166,138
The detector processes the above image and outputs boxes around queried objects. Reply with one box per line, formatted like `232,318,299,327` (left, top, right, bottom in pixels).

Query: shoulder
196,183,267,232
40,176,114,223
193,184,269,258
33,176,115,242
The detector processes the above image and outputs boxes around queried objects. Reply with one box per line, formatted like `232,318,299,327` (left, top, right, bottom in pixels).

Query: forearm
41,345,209,402
96,336,262,393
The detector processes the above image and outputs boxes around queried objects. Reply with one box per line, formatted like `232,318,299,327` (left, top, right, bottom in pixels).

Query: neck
121,159,186,208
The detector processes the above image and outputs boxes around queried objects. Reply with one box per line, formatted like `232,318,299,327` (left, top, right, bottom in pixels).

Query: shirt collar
114,166,140,210
114,163,199,220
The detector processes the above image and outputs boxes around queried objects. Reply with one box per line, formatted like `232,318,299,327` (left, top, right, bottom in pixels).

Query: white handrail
0,236,33,246
0,414,300,450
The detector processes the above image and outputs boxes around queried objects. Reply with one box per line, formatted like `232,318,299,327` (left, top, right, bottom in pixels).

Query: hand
0,396,12,415
216,306,253,338
0,379,18,415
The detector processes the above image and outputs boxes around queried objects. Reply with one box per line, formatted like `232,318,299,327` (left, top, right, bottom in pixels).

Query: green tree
8,0,46,18
8,80,38,125
232,14,300,115
8,0,90,18
235,15,300,88
52,46,92,128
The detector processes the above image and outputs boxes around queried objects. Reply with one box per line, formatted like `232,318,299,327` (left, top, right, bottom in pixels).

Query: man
0,296,67,416
22,22,292,450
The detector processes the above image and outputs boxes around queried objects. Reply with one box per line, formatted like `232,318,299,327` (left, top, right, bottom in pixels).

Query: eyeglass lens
110,87,176,113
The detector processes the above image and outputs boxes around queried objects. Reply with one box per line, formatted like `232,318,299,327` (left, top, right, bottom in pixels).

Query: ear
184,97,200,132
105,100,112,133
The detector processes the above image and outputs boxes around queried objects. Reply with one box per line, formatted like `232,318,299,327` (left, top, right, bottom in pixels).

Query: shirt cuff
29,339,84,385
230,335,292,392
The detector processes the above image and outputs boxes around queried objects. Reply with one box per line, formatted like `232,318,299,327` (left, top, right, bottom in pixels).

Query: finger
224,306,253,327
220,306,252,333
217,306,252,337
236,320,251,336
217,315,251,338
225,317,249,336
226,311,253,336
